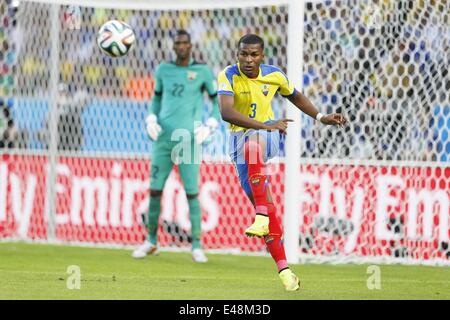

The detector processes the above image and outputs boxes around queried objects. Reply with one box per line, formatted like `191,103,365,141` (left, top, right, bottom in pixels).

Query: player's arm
203,67,221,123
146,66,163,141
194,67,223,144
148,67,163,116
219,95,291,132
277,71,347,126
287,90,347,126
149,92,162,116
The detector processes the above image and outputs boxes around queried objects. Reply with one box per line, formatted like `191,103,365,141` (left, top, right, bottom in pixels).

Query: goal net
0,0,448,266
296,0,449,265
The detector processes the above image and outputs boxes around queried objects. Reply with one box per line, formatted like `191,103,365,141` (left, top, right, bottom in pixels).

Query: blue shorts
229,121,284,196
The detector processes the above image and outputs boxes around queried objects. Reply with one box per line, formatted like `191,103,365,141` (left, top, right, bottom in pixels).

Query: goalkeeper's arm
145,66,163,141
208,92,221,123
148,91,162,116
147,65,163,117
194,70,221,144
194,93,220,144
146,91,162,141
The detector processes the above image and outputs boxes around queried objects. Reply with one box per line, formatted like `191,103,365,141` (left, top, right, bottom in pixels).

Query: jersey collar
172,58,195,66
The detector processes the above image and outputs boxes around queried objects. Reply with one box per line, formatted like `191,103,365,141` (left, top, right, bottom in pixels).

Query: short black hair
238,34,264,50
174,29,191,43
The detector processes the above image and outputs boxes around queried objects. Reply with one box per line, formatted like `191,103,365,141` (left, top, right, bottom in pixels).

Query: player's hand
265,119,293,134
194,117,219,144
145,114,162,141
320,113,347,127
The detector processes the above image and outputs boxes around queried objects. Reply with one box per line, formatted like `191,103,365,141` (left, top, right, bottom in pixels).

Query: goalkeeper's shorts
229,120,284,196
150,139,200,194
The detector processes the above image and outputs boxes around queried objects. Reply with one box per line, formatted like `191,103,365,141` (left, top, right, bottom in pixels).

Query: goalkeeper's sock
265,203,288,272
188,197,202,250
244,140,269,215
147,195,162,245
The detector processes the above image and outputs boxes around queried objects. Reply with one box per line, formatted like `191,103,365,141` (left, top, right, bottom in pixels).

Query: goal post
284,0,304,264
1,0,449,266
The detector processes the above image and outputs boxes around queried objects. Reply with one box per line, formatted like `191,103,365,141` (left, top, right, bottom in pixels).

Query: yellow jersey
217,63,296,132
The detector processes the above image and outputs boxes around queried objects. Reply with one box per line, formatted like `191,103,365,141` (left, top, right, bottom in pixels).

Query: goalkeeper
218,34,347,290
132,30,221,263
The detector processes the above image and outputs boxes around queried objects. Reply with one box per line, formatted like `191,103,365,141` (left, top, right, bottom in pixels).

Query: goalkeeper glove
145,114,162,141
194,117,219,145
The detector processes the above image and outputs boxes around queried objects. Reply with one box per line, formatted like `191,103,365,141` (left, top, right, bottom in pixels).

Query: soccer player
132,29,221,263
217,34,347,291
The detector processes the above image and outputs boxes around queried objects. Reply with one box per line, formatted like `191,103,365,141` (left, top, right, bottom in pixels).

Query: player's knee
186,193,198,200
150,189,163,197
247,192,255,206
244,140,264,164
267,202,276,213
244,140,261,154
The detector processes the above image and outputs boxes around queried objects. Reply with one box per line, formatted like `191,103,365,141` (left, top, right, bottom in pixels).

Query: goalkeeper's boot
244,214,269,238
192,248,208,263
132,240,159,259
279,269,300,291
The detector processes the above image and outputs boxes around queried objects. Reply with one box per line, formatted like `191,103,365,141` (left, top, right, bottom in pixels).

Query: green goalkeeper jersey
149,59,220,140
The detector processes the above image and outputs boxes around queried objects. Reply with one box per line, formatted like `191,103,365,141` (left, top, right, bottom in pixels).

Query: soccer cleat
279,269,300,291
245,214,269,237
192,248,208,263
131,240,159,259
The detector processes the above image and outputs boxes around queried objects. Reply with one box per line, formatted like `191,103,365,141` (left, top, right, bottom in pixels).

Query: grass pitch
0,242,448,300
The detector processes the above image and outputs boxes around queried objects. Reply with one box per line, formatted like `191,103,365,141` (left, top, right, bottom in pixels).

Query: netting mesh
295,0,449,264
11,2,288,154
301,0,450,162
0,0,448,265
295,164,449,263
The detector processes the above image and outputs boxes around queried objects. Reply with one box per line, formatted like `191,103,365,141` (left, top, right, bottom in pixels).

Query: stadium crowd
1,0,448,161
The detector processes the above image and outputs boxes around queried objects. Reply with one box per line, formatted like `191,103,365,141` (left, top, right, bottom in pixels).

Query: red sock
265,203,288,272
244,140,269,215
245,140,287,271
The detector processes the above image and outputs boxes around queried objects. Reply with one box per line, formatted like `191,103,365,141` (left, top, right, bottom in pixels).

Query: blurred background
1,0,447,161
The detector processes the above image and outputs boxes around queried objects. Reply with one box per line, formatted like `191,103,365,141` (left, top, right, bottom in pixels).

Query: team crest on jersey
187,71,197,80
261,84,270,96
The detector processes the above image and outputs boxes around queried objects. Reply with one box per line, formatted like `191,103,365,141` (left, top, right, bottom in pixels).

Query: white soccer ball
97,20,136,57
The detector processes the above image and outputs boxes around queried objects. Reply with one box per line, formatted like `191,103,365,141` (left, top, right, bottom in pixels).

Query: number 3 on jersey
249,103,257,118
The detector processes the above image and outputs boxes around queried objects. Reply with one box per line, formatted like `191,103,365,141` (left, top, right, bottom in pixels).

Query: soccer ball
97,20,136,57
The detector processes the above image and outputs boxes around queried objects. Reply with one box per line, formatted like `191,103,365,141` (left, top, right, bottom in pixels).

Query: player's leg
186,193,208,263
147,143,173,246
132,188,162,258
241,181,299,291
146,189,163,247
238,129,300,290
243,133,271,237
178,161,207,263
264,189,300,291
132,141,173,258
